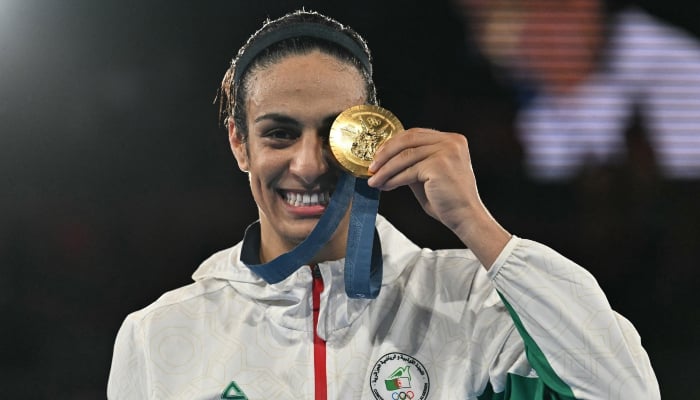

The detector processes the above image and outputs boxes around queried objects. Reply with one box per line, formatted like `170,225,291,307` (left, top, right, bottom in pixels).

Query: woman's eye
266,129,297,140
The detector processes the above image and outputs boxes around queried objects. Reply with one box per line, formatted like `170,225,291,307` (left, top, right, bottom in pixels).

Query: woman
108,10,659,400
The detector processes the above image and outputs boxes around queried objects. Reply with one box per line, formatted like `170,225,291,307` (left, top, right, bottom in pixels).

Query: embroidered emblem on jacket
370,352,430,399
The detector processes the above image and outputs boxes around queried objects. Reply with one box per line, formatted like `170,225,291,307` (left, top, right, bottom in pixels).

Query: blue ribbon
344,178,382,298
244,172,382,298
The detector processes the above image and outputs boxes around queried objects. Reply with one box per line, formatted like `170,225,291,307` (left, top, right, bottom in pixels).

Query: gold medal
329,105,403,178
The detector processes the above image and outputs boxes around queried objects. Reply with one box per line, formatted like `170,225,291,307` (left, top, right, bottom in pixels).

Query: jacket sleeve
483,236,660,399
107,314,150,399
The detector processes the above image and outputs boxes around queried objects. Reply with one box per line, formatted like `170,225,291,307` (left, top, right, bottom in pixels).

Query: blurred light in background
454,0,700,181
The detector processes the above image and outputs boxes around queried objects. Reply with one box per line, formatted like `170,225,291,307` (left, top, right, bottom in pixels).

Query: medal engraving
329,105,403,177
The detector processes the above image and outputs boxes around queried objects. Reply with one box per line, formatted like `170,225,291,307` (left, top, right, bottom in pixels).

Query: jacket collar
190,215,421,334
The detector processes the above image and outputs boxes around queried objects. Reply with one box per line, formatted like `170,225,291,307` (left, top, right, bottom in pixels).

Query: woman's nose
289,133,330,184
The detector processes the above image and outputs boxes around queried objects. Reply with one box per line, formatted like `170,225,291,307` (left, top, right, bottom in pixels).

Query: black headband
233,22,372,85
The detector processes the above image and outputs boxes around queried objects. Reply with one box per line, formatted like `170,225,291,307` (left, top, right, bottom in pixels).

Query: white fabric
108,215,659,399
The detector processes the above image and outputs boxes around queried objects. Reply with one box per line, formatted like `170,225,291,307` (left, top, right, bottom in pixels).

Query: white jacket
108,216,659,399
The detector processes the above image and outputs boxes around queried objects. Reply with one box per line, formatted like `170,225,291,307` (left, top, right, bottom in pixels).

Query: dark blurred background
1,0,698,398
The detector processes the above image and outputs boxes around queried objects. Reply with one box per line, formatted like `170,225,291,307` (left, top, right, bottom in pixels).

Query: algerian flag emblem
385,366,412,390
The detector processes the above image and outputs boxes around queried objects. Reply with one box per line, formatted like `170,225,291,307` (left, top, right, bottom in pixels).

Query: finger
367,143,439,189
369,128,442,173
369,163,421,191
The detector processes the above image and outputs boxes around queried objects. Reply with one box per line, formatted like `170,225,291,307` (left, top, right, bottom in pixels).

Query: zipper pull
311,264,322,279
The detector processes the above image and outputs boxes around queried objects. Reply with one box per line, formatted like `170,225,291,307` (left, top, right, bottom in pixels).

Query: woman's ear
228,120,249,172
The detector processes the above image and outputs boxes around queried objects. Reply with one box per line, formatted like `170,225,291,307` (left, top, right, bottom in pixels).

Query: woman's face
230,50,366,263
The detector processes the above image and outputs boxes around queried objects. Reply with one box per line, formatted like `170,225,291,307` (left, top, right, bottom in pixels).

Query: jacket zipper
312,264,327,400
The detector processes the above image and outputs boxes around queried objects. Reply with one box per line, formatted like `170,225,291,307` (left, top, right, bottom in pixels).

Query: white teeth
284,191,330,206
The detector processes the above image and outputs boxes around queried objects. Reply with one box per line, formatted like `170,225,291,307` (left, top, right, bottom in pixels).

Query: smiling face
229,50,366,263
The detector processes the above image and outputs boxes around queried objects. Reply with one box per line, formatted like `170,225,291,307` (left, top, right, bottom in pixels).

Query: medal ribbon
344,178,382,298
244,172,382,298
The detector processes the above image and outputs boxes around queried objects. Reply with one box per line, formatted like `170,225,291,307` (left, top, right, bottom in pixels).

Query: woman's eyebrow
254,113,341,128
253,113,301,126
